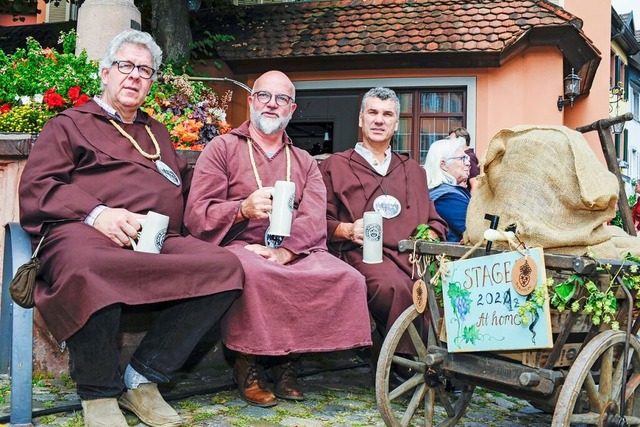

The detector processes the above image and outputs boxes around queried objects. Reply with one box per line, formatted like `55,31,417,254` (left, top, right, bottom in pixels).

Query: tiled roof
194,0,585,65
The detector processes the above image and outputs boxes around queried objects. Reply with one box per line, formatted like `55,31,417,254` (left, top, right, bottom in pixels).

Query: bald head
252,70,296,99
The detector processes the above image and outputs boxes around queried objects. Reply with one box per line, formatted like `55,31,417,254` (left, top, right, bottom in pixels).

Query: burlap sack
463,125,640,258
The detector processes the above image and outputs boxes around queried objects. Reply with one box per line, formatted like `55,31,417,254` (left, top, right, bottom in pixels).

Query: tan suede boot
81,398,128,427
119,383,182,427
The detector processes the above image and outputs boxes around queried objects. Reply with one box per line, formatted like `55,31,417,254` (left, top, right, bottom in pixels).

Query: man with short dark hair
319,87,447,357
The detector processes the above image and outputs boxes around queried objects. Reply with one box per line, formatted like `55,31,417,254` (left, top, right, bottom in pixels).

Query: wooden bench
1,222,35,425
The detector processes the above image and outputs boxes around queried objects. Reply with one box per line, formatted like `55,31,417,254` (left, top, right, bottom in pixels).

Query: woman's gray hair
423,137,466,189
99,29,163,82
360,87,400,116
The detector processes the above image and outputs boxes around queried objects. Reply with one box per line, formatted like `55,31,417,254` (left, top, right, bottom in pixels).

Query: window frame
294,76,477,162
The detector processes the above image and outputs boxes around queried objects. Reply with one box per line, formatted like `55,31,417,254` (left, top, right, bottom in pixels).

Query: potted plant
0,30,232,157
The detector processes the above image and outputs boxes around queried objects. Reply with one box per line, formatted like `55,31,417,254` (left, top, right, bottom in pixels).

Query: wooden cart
375,114,640,427
375,241,640,426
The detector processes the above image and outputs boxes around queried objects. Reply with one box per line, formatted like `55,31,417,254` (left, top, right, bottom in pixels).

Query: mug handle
129,218,145,250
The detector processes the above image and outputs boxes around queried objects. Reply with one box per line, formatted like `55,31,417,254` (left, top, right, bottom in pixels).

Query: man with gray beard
184,70,372,407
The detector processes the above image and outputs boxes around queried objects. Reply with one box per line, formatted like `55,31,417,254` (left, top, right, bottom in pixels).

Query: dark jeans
66,291,240,400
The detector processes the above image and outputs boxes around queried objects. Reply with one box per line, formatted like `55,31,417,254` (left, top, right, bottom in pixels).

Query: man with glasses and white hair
19,30,244,426
319,87,447,369
185,70,372,408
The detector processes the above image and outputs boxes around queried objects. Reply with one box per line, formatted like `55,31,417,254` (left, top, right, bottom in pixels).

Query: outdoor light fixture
612,121,626,135
557,68,581,111
610,82,626,135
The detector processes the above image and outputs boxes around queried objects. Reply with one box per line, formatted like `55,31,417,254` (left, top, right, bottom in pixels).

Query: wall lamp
610,82,626,135
557,68,581,111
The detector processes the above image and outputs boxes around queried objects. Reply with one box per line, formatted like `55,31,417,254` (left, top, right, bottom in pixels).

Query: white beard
250,106,291,135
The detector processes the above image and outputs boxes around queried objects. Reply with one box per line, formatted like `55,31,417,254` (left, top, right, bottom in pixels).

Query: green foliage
0,32,232,144
190,30,235,59
0,105,56,133
519,254,640,331
0,30,100,106
0,30,100,133
0,383,9,404
517,286,547,326
411,224,440,242
612,191,638,228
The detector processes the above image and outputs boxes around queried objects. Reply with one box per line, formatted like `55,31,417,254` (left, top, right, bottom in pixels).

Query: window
396,89,466,164
632,85,640,121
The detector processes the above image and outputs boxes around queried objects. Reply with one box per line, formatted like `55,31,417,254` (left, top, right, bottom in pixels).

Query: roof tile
199,0,586,60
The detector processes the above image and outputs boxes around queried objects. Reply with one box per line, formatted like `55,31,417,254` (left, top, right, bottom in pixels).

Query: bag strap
31,224,51,259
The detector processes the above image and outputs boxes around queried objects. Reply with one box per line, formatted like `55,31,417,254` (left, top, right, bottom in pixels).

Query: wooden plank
495,343,582,369
550,311,591,334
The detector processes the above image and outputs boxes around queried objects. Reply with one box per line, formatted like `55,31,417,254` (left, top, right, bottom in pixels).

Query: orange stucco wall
563,0,611,162
0,14,38,26
477,47,564,149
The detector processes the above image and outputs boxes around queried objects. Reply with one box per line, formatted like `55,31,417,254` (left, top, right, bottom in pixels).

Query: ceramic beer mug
130,211,169,254
268,180,296,237
362,211,383,264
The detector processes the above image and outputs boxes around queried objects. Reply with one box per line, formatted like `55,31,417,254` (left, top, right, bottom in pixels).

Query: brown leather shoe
234,353,277,407
272,361,304,401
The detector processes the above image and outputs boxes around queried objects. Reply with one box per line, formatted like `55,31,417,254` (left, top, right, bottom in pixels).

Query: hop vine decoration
518,252,640,331
411,224,440,242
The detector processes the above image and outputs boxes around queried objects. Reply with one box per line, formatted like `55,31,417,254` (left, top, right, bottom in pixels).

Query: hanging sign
441,247,552,353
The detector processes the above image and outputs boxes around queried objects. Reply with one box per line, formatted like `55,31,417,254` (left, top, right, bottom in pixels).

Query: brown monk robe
19,29,243,427
185,71,372,408
319,87,447,360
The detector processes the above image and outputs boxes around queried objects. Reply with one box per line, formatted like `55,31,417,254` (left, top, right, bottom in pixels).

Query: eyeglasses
112,60,156,80
448,154,470,163
253,91,294,106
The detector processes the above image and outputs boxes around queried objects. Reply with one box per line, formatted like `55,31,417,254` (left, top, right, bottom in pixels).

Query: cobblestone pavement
0,352,553,427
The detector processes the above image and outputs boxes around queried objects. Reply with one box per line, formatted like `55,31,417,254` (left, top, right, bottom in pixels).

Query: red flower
67,86,81,101
73,94,90,107
43,88,66,109
0,103,11,114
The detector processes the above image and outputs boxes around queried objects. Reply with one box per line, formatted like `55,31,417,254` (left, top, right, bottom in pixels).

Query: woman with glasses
18,29,244,427
423,137,471,242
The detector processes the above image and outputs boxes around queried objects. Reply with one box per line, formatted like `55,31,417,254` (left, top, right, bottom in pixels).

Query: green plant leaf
554,281,577,304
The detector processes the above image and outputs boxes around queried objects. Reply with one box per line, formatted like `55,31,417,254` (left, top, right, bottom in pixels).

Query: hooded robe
320,149,447,351
18,100,244,342
184,121,372,355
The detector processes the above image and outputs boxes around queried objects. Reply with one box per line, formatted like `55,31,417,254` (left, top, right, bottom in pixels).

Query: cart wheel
375,305,474,427
552,330,640,426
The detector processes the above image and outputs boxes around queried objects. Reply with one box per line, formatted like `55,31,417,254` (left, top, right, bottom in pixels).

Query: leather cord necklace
247,138,291,188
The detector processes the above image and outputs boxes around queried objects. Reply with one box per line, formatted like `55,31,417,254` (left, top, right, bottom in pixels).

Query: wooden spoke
552,330,640,426
376,305,474,427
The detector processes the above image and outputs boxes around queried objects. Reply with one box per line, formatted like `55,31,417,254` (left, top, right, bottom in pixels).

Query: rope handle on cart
427,228,528,289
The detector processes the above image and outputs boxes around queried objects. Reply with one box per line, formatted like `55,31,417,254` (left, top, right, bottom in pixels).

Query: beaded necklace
109,119,160,160
109,119,180,186
247,138,291,188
